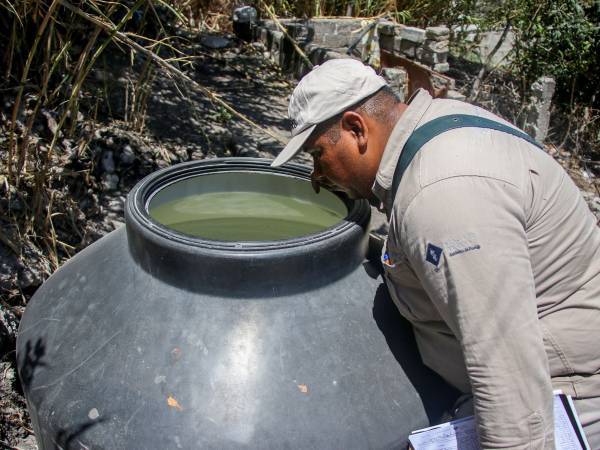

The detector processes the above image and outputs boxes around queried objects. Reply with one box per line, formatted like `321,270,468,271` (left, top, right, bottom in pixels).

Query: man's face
304,114,378,200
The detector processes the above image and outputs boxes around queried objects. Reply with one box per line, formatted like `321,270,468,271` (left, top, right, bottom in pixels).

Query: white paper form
553,394,585,450
408,393,588,450
408,416,479,450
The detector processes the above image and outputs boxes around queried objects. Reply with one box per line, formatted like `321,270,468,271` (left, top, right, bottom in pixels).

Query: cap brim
271,124,317,167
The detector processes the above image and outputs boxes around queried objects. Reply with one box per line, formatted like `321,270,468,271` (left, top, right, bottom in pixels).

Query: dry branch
57,0,286,145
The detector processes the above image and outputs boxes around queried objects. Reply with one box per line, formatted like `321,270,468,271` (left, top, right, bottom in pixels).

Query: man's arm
399,175,554,449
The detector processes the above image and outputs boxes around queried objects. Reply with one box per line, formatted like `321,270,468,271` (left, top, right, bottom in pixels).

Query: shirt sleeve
399,175,555,449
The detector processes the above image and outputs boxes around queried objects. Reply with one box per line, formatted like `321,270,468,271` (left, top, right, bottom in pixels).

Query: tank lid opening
147,171,348,242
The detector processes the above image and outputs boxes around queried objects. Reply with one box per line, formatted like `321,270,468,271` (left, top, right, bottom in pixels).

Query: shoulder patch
425,243,443,267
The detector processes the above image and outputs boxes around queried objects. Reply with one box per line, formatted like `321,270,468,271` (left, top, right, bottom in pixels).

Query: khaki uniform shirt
373,90,600,449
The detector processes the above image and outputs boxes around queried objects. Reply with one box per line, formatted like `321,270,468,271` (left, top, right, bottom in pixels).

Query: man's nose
310,169,322,194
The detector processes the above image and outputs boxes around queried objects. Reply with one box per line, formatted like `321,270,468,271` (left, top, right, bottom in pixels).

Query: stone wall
248,17,555,142
378,22,450,73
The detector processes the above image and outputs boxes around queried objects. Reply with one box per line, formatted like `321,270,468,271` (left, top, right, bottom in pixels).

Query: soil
1,29,598,450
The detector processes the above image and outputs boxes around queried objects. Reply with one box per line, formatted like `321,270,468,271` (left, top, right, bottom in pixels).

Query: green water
149,191,346,241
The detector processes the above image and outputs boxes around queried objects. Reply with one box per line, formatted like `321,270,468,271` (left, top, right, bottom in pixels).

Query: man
271,58,600,449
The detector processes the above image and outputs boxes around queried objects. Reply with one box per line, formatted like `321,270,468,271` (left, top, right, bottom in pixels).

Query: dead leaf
167,395,183,411
297,384,308,394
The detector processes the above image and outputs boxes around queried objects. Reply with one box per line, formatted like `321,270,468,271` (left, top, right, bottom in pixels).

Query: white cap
271,58,387,167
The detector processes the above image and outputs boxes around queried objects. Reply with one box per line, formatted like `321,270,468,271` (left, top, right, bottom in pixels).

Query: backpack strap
391,114,543,200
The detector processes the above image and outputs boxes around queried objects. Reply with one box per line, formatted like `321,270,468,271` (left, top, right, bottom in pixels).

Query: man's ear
341,111,368,154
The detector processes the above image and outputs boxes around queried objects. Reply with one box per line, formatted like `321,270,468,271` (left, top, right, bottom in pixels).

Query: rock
382,67,408,84
120,145,136,165
17,266,44,289
399,26,426,44
423,39,449,53
251,41,265,52
433,62,450,73
107,199,124,213
237,147,259,157
15,434,38,450
446,89,467,101
101,150,115,173
1,308,18,349
200,36,230,49
101,173,119,191
425,26,450,41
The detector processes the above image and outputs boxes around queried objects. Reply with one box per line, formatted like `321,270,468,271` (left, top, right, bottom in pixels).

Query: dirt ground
1,29,599,449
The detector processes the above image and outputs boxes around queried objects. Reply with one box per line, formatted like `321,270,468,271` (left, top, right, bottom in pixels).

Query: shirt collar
371,89,433,211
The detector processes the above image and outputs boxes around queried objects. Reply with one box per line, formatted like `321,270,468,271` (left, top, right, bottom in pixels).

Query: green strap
391,114,542,199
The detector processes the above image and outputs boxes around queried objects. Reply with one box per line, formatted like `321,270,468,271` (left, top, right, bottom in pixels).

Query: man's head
271,59,404,201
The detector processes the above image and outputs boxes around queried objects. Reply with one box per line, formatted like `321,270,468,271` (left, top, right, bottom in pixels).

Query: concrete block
286,23,311,44
426,26,450,41
420,49,447,65
523,76,556,141
399,26,426,44
306,45,350,66
259,27,270,46
323,49,350,62
261,20,277,31
531,75,556,100
399,39,417,58
270,31,286,67
477,30,515,67
309,18,363,48
452,24,478,43
433,62,450,73
379,35,395,52
423,39,449,53
378,20,398,36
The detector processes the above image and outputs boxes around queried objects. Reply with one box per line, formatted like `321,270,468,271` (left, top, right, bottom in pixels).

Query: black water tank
17,158,457,449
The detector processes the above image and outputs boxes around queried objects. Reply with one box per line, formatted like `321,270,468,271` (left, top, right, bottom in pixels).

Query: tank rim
127,157,371,252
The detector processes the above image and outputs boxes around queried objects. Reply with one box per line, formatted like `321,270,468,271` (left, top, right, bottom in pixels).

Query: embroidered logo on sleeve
444,233,481,257
425,243,443,268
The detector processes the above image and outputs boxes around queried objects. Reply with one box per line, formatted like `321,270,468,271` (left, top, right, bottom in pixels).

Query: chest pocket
381,239,439,323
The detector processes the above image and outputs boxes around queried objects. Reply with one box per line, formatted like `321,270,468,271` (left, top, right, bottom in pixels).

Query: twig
469,19,511,102
57,0,286,144
259,0,314,71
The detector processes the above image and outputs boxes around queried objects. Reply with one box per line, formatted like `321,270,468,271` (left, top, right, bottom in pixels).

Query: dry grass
0,0,288,297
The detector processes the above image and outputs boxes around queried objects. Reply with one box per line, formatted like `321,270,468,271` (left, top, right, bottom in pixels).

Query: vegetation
0,0,598,445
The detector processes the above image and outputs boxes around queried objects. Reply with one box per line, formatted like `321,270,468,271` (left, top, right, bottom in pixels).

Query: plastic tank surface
17,158,458,449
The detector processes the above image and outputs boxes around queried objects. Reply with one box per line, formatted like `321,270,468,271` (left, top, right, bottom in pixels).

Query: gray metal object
17,158,458,449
